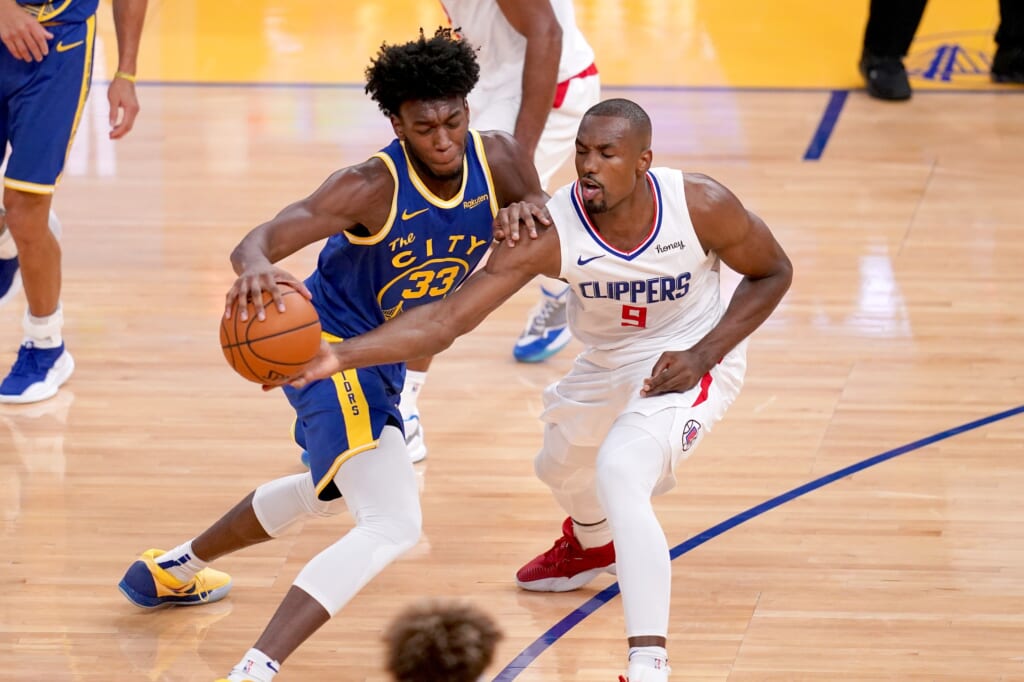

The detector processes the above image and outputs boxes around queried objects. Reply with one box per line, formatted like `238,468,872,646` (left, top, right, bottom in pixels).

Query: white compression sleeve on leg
252,473,343,537
292,426,422,615
596,410,674,638
534,423,605,525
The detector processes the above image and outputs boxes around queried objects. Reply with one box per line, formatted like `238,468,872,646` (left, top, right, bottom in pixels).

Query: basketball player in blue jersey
289,99,793,682
0,0,146,403
116,29,546,682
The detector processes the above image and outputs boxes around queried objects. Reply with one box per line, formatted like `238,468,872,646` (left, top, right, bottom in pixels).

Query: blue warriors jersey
305,129,498,394
289,130,497,499
16,0,98,23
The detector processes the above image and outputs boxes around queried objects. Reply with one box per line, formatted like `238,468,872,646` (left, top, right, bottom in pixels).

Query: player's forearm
111,0,147,74
229,228,276,274
690,263,793,369
332,311,459,370
515,28,561,156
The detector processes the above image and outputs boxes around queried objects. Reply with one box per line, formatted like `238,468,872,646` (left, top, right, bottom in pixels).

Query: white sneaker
513,287,571,363
404,414,427,463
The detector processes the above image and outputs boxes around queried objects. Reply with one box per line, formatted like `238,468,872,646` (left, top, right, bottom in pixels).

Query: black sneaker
859,51,912,101
992,45,1024,83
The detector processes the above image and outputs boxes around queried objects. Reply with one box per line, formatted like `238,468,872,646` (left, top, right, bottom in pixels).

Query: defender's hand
493,201,551,245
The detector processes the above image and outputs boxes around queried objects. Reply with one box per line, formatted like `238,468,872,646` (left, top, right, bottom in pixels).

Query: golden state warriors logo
906,31,994,88
377,231,488,319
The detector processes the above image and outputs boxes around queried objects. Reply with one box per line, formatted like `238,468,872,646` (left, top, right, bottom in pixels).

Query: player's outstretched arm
226,159,393,321
292,219,562,386
642,173,793,397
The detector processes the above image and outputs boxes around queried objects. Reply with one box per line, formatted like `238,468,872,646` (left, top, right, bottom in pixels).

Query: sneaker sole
516,563,616,592
513,329,572,363
0,351,75,404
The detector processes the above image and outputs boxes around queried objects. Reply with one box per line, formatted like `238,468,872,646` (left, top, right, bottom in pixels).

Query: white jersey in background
441,0,595,104
439,0,600,186
549,167,725,369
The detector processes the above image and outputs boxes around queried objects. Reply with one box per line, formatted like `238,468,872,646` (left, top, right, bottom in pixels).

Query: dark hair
384,599,503,681
365,27,480,118
584,98,653,143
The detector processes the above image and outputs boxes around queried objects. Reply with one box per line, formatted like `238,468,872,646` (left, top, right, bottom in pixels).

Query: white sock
573,517,613,549
0,224,16,259
23,306,63,349
155,540,208,583
628,645,669,673
400,369,427,421
228,648,280,682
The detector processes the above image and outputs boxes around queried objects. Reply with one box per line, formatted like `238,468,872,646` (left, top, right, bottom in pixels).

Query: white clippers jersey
549,167,725,369
440,0,595,105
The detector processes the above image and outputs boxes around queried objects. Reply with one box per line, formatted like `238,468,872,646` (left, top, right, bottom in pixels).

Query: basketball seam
221,320,321,350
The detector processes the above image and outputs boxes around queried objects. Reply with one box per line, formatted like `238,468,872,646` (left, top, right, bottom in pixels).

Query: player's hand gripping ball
220,286,321,386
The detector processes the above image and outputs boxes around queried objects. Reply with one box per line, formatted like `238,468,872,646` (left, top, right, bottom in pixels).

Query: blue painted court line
492,403,1024,681
803,89,849,161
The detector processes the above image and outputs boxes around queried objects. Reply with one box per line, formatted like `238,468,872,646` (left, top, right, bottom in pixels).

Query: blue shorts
284,365,402,501
1,17,96,194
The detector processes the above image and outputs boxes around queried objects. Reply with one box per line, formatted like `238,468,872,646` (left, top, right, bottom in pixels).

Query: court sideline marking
493,403,1024,681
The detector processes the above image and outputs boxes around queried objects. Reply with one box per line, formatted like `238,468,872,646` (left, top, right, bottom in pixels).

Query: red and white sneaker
516,517,616,592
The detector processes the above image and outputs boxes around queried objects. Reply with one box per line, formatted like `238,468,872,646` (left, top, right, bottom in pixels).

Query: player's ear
637,148,652,174
463,98,471,124
390,114,405,141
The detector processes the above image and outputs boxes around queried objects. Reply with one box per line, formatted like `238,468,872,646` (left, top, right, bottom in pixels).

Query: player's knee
534,448,565,488
361,505,422,553
2,190,52,241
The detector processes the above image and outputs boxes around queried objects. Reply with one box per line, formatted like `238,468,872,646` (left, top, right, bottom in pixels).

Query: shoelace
526,297,565,335
191,572,213,602
543,534,579,567
9,344,43,377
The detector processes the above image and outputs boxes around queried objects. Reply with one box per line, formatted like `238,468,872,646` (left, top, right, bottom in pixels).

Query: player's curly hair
365,27,480,118
384,599,503,682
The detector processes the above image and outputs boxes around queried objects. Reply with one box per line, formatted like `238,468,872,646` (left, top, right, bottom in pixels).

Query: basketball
220,286,322,386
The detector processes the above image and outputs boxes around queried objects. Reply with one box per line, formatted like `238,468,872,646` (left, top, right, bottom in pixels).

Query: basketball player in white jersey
290,98,793,681
396,0,601,462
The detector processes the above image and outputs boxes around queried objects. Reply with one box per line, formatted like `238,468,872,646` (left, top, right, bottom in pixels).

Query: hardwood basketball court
1,0,1022,680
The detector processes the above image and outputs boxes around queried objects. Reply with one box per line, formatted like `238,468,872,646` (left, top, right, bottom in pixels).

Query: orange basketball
220,286,322,386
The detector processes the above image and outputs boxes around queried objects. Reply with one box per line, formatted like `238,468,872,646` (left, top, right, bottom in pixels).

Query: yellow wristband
114,71,137,83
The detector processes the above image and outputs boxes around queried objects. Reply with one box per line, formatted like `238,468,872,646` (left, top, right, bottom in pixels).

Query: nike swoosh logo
401,207,429,220
56,40,84,53
577,254,606,266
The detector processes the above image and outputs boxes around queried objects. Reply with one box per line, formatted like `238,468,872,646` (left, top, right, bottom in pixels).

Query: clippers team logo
681,419,701,452
906,31,994,86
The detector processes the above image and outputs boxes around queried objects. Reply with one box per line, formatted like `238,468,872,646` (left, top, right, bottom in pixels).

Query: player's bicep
716,210,790,280
688,173,788,279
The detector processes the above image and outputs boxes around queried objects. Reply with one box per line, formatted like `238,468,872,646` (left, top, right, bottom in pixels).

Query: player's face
574,116,650,214
393,97,469,181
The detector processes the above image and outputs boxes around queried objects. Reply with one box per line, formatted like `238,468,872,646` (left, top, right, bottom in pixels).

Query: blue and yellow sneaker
119,549,232,609
513,286,572,363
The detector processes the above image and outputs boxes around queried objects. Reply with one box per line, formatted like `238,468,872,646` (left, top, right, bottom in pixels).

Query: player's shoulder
681,172,740,217
476,129,520,161
326,156,394,198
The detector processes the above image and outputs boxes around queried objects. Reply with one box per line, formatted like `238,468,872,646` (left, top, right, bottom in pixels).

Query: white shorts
470,72,601,188
540,340,748,492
